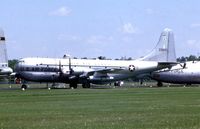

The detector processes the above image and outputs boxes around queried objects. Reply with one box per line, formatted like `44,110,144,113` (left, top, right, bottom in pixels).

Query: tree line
176,55,200,62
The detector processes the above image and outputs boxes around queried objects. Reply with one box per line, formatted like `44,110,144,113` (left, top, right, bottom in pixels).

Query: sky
1,0,200,59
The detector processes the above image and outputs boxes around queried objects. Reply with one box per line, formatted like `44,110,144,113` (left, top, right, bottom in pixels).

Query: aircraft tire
21,84,27,89
70,83,78,89
114,81,122,86
82,83,90,88
157,81,163,87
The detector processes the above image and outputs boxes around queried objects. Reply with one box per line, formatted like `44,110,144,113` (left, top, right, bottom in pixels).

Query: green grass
0,86,200,129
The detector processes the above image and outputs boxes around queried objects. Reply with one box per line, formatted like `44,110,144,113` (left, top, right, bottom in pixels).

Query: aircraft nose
0,67,13,74
8,67,13,73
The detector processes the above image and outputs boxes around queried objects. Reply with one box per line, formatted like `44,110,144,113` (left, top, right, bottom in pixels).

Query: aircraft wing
79,67,125,78
157,62,178,68
95,68,125,74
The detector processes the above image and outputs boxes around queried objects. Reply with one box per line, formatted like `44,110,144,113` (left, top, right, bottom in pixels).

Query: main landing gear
69,82,91,89
82,82,91,88
157,81,163,87
69,82,78,89
114,81,124,86
20,79,28,90
21,84,28,90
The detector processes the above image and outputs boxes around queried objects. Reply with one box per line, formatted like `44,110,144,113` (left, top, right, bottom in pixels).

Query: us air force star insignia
129,65,135,72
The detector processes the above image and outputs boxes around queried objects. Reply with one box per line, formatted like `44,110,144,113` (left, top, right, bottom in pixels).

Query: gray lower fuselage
151,65,200,84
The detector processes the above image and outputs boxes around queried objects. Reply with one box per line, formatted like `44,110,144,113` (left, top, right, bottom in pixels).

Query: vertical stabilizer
139,28,176,62
0,28,8,67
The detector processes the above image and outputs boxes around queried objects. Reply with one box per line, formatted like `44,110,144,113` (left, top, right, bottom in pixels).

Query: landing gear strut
157,81,163,87
114,81,124,86
21,84,28,89
69,83,78,89
82,82,91,88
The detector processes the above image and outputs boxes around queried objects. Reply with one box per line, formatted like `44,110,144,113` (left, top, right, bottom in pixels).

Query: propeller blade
180,62,186,69
59,60,63,76
69,58,73,75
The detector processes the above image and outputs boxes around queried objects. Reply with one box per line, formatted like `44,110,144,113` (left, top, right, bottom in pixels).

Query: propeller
69,58,74,75
58,58,74,77
58,60,63,76
180,62,186,69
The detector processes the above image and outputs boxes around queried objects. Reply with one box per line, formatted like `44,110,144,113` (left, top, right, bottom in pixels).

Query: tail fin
139,28,176,62
0,28,8,67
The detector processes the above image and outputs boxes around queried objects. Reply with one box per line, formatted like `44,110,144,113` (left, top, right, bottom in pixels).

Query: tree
98,56,106,60
177,56,186,62
177,55,200,62
127,57,133,60
187,55,197,61
8,59,18,71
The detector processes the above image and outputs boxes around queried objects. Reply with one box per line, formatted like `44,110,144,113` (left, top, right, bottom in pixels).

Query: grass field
0,85,200,129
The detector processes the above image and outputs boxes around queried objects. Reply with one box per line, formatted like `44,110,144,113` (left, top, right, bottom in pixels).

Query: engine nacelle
88,76,114,84
61,67,70,74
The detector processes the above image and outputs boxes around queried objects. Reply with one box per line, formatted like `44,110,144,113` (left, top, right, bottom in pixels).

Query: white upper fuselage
16,57,158,70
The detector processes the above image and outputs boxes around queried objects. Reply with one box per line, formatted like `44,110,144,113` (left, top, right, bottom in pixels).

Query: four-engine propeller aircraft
15,28,177,89
0,28,13,76
151,61,200,86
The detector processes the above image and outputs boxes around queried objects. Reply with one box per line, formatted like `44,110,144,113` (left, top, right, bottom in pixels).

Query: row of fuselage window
18,65,120,72
18,66,101,72
1,64,8,67
19,66,60,72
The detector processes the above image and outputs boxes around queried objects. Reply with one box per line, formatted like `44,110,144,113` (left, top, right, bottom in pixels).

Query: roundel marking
129,65,135,72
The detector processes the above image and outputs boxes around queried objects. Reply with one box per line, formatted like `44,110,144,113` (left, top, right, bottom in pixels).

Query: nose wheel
157,81,163,87
21,84,28,90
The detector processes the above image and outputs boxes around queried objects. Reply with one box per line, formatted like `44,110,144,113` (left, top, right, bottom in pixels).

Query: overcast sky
1,0,200,59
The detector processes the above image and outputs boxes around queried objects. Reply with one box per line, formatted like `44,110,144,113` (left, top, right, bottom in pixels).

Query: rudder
0,28,8,67
139,28,176,62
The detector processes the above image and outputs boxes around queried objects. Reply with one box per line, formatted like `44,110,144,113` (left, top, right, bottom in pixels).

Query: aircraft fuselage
151,61,200,84
15,57,164,85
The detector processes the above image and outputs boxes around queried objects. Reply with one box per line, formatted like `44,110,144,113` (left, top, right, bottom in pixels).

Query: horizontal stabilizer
157,62,178,69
